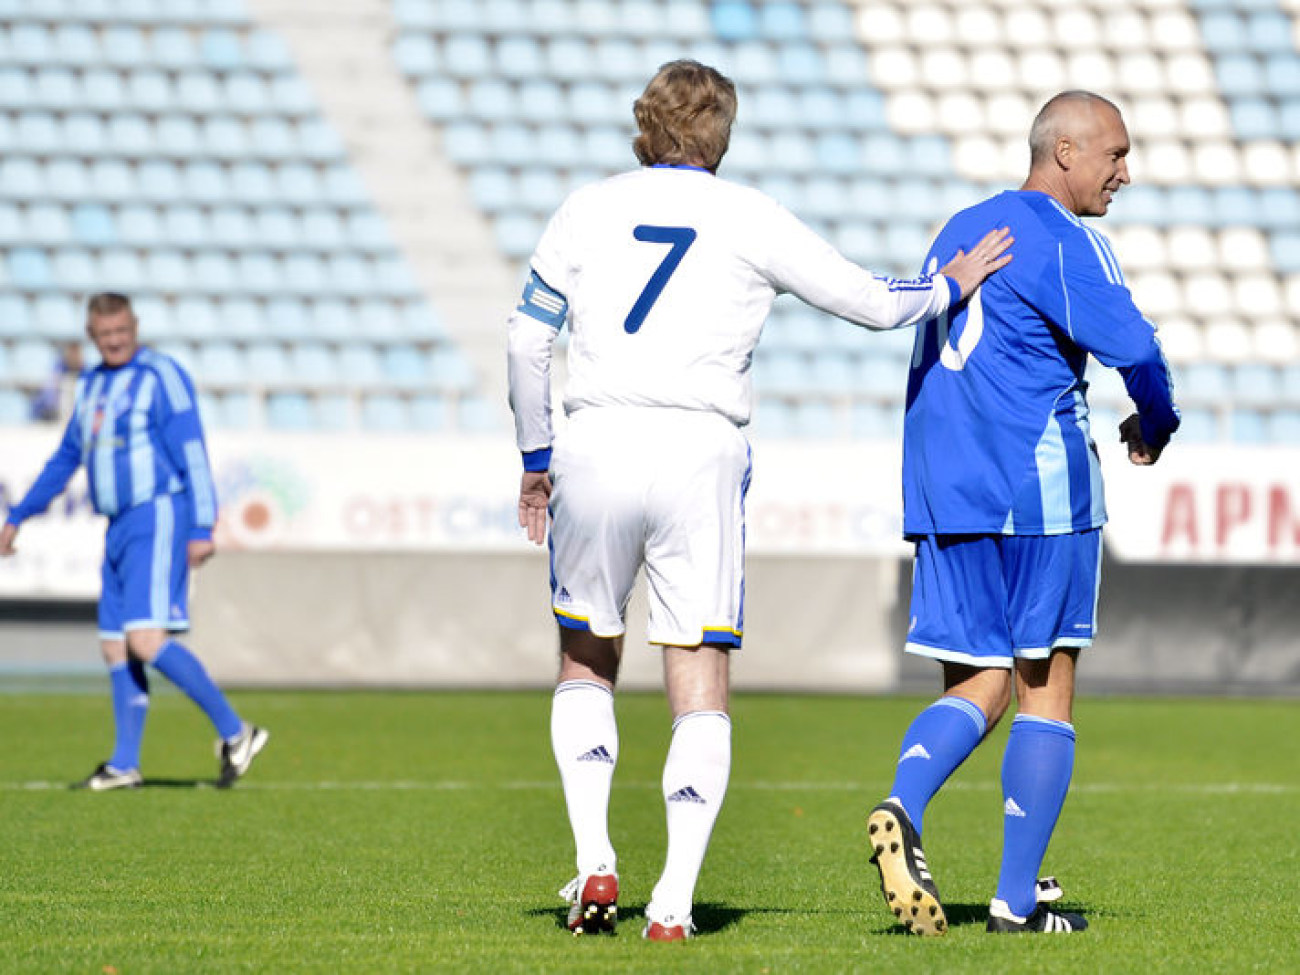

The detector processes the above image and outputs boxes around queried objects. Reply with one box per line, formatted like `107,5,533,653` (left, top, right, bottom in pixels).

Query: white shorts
548,406,751,647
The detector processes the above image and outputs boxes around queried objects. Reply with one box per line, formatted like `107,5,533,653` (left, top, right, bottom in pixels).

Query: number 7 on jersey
624,225,697,334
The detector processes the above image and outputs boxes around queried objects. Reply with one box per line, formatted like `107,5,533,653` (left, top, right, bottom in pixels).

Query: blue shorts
905,529,1102,668
98,494,192,640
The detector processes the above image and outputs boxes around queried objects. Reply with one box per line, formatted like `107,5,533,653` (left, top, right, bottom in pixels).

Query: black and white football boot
987,898,1088,933
867,798,947,936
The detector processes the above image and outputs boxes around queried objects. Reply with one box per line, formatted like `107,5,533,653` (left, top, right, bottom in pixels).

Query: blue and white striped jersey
7,347,218,538
903,190,1180,537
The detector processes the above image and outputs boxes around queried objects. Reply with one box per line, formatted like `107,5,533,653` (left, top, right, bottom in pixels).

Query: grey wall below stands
4,554,1298,695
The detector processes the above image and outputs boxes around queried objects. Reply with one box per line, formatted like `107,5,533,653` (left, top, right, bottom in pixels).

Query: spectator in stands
0,293,268,791
28,340,84,424
506,59,1012,941
866,91,1180,936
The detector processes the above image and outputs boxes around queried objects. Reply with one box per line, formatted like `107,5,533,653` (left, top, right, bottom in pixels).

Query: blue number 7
624,225,697,334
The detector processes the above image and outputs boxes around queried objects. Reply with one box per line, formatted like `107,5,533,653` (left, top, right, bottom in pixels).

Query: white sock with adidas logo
647,710,731,923
552,680,619,877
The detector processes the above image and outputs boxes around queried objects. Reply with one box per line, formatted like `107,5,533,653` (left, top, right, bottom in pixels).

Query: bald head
1023,91,1131,216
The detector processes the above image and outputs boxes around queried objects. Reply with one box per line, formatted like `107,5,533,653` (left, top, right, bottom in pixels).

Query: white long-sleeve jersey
507,165,958,460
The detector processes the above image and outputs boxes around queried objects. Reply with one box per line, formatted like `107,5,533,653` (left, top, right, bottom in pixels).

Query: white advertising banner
2,429,1298,598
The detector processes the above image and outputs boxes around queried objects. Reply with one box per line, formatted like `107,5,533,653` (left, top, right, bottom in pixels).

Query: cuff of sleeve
942,275,962,307
190,526,214,542
522,447,553,473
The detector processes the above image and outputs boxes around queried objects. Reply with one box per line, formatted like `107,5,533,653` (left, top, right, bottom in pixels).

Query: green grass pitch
2,689,1296,973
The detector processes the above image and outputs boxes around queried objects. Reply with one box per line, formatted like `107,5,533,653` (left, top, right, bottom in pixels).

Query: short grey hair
1028,91,1120,166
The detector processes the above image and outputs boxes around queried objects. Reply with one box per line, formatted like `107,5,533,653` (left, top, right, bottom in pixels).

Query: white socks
551,680,619,877
647,710,732,923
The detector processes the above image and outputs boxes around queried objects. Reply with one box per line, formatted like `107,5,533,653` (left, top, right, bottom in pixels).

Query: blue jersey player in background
866,92,1180,935
1,293,268,790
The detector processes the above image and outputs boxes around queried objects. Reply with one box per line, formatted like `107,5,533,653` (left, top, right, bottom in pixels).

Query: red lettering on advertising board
1215,484,1251,547
1161,483,1198,549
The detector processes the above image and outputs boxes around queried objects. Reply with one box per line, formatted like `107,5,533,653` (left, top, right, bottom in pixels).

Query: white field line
4,779,1296,794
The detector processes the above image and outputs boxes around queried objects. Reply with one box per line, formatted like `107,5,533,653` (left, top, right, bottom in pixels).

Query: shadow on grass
873,900,1095,935
67,777,221,790
528,900,754,935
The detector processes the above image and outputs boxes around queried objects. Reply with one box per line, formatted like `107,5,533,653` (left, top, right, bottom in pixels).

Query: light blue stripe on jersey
1074,391,1107,525
129,371,157,505
1047,197,1122,285
184,440,217,526
146,350,193,411
1034,410,1072,531
79,373,105,466
151,494,174,625
94,370,134,516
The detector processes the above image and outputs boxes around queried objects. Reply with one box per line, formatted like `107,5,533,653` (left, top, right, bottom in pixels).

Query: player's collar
651,163,712,174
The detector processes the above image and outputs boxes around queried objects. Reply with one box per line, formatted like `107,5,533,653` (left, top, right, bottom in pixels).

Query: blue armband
517,271,568,328
522,447,553,472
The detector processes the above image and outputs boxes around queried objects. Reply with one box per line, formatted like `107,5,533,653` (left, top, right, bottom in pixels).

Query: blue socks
996,715,1076,917
888,696,987,835
152,641,243,740
108,659,150,772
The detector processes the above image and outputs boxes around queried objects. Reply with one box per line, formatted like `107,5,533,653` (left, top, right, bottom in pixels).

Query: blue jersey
7,347,218,539
903,190,1180,537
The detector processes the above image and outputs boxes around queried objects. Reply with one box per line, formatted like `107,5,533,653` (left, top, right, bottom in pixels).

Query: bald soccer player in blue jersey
866,92,1180,936
1,293,268,790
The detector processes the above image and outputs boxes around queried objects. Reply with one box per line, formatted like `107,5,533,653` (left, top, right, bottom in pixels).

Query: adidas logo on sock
577,745,614,764
1004,797,1027,818
899,743,932,763
557,587,572,603
667,785,706,804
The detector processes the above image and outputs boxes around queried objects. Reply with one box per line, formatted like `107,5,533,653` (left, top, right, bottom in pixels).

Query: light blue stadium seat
382,343,429,388
810,351,858,394
516,167,564,215
1231,363,1282,407
591,39,642,84
246,341,290,383
11,23,53,66
581,126,632,169
807,2,855,43
246,30,294,73
266,297,309,337
289,342,340,387
1254,188,1300,230
361,393,410,431
278,163,325,206
339,343,384,386
1230,409,1268,443
801,176,847,219
824,44,870,87
299,119,346,162
834,220,885,267
0,67,33,106
184,160,229,204
201,29,244,70
751,349,812,397
33,294,78,337
400,302,447,339
535,123,584,168
470,167,515,213
324,167,368,206
1269,232,1300,273
237,252,280,294
194,251,237,292
778,44,825,86
1216,54,1265,97
214,392,256,429
0,295,28,336
1198,11,1246,54
759,1,807,40
495,213,543,258
34,69,79,110
1278,100,1300,141
145,249,191,291
373,256,418,296
150,27,198,69
10,339,56,383
266,392,315,430
299,208,344,250
175,71,221,114
467,78,517,122
1246,13,1293,54
1264,55,1300,98
712,0,758,42
52,23,101,66
25,203,71,245
410,393,450,431
102,25,148,67
1229,98,1278,141
546,37,598,83
283,253,326,294
271,76,316,117
851,401,899,440
1164,186,1214,223
1210,186,1261,226
251,116,296,161
0,158,43,201
0,388,28,425
1269,409,1300,444
857,353,905,399
59,112,103,156
247,207,296,249
429,348,478,392
155,114,200,157
174,296,219,336
219,297,264,338
1178,362,1230,402
572,0,621,36
443,33,492,78
230,161,276,203
114,206,160,247
160,205,207,248
203,206,250,249
16,112,61,154
198,341,246,385
46,158,91,202
417,77,465,122
205,115,251,160
99,248,145,292
354,300,400,337
311,299,354,336
105,110,150,155
325,254,373,296
458,393,503,433
570,80,624,124
496,35,545,81
127,70,173,113
860,133,908,176
8,248,53,289
393,34,439,77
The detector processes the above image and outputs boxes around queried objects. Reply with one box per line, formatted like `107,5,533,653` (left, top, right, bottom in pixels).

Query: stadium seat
0,388,29,425
266,391,316,430
361,393,410,431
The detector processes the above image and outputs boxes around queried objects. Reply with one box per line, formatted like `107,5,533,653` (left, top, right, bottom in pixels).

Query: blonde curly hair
633,60,737,172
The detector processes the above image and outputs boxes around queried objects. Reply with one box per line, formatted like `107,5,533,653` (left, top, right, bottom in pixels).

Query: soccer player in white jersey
866,92,1180,936
506,59,1012,941
1,294,268,790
